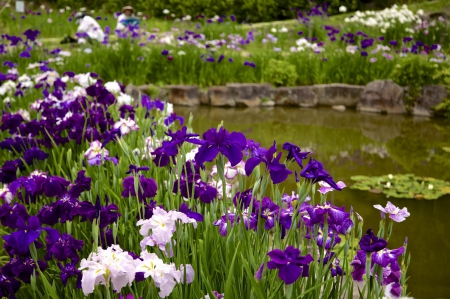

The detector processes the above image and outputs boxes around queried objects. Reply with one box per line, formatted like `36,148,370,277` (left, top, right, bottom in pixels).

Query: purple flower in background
23,29,40,41
164,113,184,126
0,273,21,298
218,54,225,62
125,164,149,175
161,49,169,55
244,61,256,67
191,127,246,167
58,262,82,288
386,282,402,298
390,40,398,46
0,202,29,229
19,50,31,58
282,142,309,168
361,51,368,56
361,38,373,49
213,212,236,236
300,158,342,191
3,61,16,68
228,58,234,62
298,31,303,35
122,175,158,201
254,263,265,280
359,229,387,253
233,188,254,209
231,15,236,22
373,201,410,222
267,246,313,284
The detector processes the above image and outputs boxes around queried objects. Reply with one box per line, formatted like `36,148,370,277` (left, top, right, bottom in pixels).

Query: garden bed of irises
1,3,448,89
0,51,412,298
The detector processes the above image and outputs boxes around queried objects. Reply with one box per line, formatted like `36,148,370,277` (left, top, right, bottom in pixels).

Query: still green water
175,106,450,299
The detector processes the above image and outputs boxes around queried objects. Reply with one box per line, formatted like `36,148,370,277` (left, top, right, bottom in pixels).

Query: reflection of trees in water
386,119,450,180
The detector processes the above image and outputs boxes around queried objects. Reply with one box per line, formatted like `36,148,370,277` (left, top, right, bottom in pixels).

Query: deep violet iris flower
245,141,292,184
122,175,158,201
359,229,388,253
282,142,309,168
191,127,246,167
3,216,59,255
267,246,314,284
300,158,342,191
180,203,204,222
164,113,184,126
152,126,199,167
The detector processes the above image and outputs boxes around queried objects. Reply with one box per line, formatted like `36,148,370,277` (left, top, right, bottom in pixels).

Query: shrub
390,56,441,108
264,59,299,86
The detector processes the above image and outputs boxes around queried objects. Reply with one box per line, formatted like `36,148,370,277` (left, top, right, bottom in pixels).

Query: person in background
116,6,139,31
61,12,104,44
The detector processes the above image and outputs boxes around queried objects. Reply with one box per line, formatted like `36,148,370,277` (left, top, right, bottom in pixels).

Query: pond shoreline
126,81,448,118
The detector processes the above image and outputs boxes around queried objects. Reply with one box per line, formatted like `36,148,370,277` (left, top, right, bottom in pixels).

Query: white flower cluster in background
344,4,422,32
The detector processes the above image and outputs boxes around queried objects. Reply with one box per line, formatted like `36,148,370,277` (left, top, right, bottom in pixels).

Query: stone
332,105,346,111
208,86,235,107
165,85,200,106
273,86,318,107
199,90,209,105
313,84,364,107
124,83,141,100
261,100,276,107
357,80,407,114
412,85,448,117
226,83,272,107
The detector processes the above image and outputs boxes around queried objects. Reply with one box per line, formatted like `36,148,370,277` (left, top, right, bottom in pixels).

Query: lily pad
350,174,450,200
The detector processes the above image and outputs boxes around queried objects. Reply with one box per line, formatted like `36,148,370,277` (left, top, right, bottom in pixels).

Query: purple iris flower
190,127,246,167
45,232,84,263
267,246,314,284
244,61,256,67
389,40,398,46
300,158,342,190
3,216,58,255
0,202,29,229
180,203,204,222
1,113,24,134
206,57,215,62
213,213,236,236
218,54,225,62
3,61,15,68
305,203,352,230
359,229,388,252
22,29,39,43
373,201,410,222
245,141,292,184
361,38,374,49
23,147,49,164
298,31,303,35
254,197,281,230
122,175,158,201
306,228,341,249
0,273,21,298
164,113,184,126
174,178,218,203
2,256,48,284
228,58,234,62
142,95,164,111
230,15,236,21
350,250,366,281
152,126,199,167
125,164,149,174
57,262,82,288
372,246,404,269
233,188,254,209
161,49,169,55
282,142,309,168
254,263,264,281
19,50,31,58
361,51,368,56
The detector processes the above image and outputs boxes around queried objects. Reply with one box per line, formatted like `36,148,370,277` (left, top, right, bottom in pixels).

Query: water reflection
175,106,450,298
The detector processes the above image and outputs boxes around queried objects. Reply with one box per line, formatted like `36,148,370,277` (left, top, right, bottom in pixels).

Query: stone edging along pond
125,80,449,118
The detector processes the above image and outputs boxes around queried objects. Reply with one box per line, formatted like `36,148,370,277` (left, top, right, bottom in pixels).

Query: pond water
175,106,450,299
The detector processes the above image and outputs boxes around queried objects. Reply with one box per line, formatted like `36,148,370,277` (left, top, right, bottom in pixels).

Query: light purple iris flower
318,181,346,194
373,201,410,222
